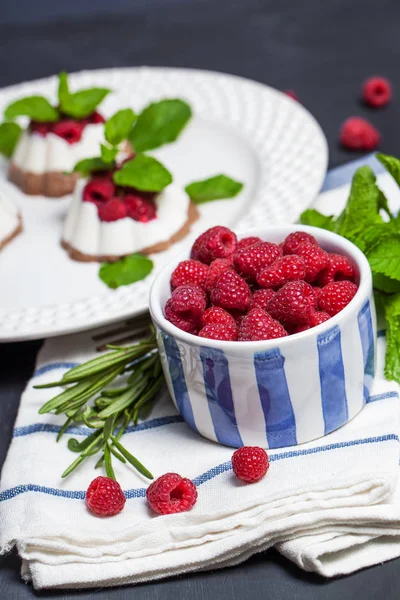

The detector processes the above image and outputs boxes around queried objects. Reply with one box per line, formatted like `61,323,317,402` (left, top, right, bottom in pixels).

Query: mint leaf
4,96,59,122
129,99,192,152
99,253,153,289
58,72,110,119
73,157,113,176
113,155,172,192
105,109,136,145
0,122,22,157
299,209,335,231
100,144,119,164
376,153,400,186
366,234,400,282
382,293,400,383
373,273,400,294
185,174,243,204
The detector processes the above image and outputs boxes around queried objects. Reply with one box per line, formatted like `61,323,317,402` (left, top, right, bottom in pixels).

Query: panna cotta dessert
9,115,105,197
62,175,199,262
0,193,22,251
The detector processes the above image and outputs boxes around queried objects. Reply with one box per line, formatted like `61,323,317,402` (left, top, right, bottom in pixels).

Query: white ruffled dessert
62,179,198,262
0,193,22,251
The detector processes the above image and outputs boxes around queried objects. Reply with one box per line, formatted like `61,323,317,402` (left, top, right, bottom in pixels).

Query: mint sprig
299,153,400,384
113,154,173,192
105,109,136,146
185,174,243,204
4,96,59,122
0,122,22,157
58,71,110,119
73,157,113,176
99,253,154,289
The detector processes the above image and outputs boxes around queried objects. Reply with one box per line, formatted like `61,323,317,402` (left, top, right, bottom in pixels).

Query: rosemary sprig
35,330,163,481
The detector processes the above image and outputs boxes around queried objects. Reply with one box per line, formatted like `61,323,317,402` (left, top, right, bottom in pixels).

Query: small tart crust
61,202,199,262
8,162,79,198
0,215,23,251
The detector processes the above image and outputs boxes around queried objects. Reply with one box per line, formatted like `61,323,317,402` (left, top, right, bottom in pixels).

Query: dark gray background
1,0,400,597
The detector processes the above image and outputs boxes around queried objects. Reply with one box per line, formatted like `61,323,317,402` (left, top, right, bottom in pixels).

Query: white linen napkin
1,155,400,589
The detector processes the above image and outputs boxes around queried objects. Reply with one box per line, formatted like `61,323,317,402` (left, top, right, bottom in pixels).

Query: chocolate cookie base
8,162,79,198
61,202,200,262
0,216,23,251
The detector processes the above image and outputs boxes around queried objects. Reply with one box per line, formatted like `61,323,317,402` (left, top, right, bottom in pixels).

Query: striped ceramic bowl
149,225,376,449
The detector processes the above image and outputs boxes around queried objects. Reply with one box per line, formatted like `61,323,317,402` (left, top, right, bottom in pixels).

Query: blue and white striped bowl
150,226,376,449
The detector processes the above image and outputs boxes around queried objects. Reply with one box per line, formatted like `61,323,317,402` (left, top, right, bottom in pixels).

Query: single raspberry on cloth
52,119,84,144
98,198,128,222
249,288,276,311
86,476,126,517
231,446,269,483
257,255,306,288
164,285,207,333
233,241,282,281
340,117,380,151
146,473,198,515
282,231,318,255
238,308,287,341
267,280,316,325
362,77,392,108
295,242,329,283
191,226,237,265
83,178,115,204
204,258,234,292
170,259,209,290
318,281,358,316
210,270,251,311
199,323,238,341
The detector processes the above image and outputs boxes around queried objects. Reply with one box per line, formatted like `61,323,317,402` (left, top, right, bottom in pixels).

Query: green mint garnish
100,144,119,164
73,156,113,176
185,174,243,204
99,253,154,289
381,293,400,382
113,154,173,192
129,99,192,152
57,71,110,119
105,109,136,146
0,122,22,157
4,96,59,122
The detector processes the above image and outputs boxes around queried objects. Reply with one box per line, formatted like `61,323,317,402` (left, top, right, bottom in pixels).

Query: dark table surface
1,0,400,597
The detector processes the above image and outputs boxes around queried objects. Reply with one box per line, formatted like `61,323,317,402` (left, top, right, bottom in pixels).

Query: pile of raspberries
164,227,358,342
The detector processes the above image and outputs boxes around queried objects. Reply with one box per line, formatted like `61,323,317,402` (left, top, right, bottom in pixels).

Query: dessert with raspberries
164,227,359,341
0,192,22,251
62,161,199,262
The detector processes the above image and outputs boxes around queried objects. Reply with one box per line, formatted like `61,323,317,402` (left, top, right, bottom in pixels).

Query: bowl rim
149,224,373,350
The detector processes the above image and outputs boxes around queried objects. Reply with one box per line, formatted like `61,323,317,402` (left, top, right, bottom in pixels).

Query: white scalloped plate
0,67,328,341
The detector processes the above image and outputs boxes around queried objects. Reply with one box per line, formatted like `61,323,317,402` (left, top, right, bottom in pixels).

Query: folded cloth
1,155,400,589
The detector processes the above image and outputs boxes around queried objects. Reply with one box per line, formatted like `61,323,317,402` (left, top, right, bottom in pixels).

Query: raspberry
238,308,287,341
295,242,329,283
282,231,318,255
231,446,269,483
340,117,380,151
164,285,207,333
249,288,276,311
204,258,234,292
267,280,316,325
236,236,262,251
309,311,331,326
125,194,157,222
199,323,238,341
257,255,306,289
146,472,197,515
86,476,126,517
201,306,237,332
89,111,106,124
170,259,209,290
362,77,392,108
98,198,128,222
284,90,298,101
52,119,84,144
318,281,358,316
83,178,115,204
210,270,251,311
317,253,356,286
233,241,282,281
191,226,237,265
30,120,53,136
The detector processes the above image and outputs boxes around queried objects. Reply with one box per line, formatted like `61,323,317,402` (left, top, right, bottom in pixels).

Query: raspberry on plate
233,241,282,281
236,236,262,251
125,194,157,222
340,117,380,151
170,259,209,290
238,308,287,341
191,226,237,265
199,323,238,341
210,270,251,311
231,446,269,483
165,285,207,333
317,253,355,286
97,198,128,222
295,242,329,283
257,255,306,289
362,77,392,108
52,119,84,144
146,472,198,515
318,281,358,316
30,120,54,136
249,288,276,311
267,280,316,325
282,231,318,255
201,306,237,332
83,178,115,204
86,476,126,517
204,258,234,292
